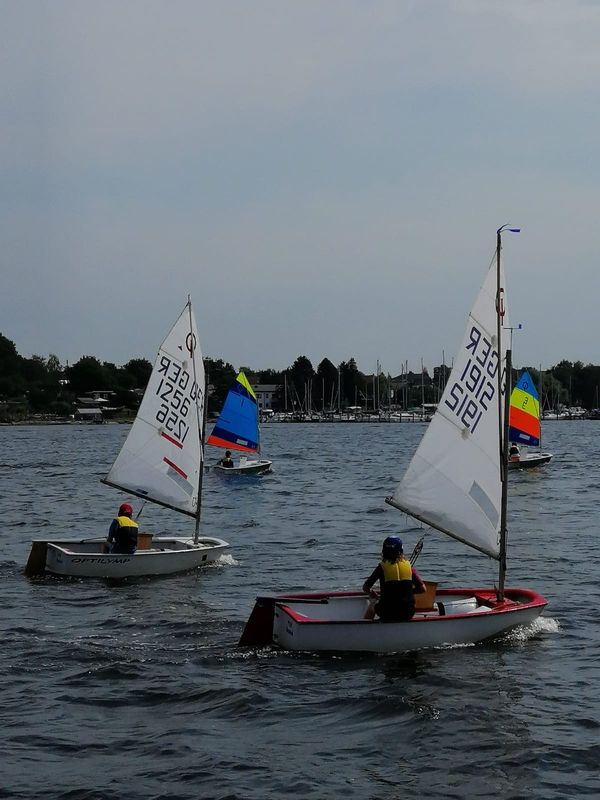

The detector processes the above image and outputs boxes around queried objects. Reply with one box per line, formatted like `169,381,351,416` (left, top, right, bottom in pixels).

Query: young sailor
363,536,426,622
509,442,520,462
107,503,139,554
220,450,234,468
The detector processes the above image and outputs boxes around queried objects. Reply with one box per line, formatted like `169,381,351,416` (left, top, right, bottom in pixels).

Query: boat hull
509,452,553,470
43,536,229,578
215,459,272,476
240,588,547,653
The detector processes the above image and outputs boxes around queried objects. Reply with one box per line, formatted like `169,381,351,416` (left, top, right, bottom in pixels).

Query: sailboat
508,371,553,470
207,371,272,475
25,299,229,579
239,227,548,653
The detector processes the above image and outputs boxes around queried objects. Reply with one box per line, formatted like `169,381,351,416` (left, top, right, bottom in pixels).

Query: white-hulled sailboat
508,371,553,470
208,371,272,475
25,299,229,579
239,227,547,653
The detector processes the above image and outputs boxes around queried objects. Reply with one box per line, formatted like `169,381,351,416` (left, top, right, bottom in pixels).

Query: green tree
0,333,22,379
122,358,152,388
316,358,338,410
288,356,315,412
46,354,62,374
204,358,237,414
338,358,366,408
21,355,48,383
256,368,283,384
66,357,109,394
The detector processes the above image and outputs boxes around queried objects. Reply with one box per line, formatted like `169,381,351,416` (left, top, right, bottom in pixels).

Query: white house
252,384,279,410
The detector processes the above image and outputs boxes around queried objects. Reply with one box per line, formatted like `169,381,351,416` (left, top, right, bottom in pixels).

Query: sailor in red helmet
107,502,139,554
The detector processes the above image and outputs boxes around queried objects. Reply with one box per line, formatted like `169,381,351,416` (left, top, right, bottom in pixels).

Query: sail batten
103,301,204,517
390,258,509,558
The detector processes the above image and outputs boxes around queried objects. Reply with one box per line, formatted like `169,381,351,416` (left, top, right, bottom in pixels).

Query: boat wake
504,615,560,643
218,553,239,567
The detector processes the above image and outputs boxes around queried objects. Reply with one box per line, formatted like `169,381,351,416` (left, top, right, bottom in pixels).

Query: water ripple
0,421,596,799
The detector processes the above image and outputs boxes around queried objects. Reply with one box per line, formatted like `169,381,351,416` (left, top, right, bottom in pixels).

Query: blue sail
207,371,259,452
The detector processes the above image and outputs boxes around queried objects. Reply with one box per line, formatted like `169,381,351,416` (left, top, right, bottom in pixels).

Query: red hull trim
273,587,547,625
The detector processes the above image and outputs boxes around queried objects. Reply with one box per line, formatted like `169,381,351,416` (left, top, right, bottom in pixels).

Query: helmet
119,503,133,517
382,535,403,560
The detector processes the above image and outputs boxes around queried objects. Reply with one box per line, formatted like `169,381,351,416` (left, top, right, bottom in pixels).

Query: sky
3,0,600,377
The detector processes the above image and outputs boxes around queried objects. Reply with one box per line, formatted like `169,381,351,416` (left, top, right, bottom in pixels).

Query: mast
497,347,512,600
496,225,519,600
441,350,446,399
188,298,205,545
373,369,376,412
539,364,544,447
421,357,425,418
256,379,261,456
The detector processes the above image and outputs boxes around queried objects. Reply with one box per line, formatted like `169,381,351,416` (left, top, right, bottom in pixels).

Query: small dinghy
508,371,553,470
208,371,272,475
239,587,547,653
240,226,548,653
25,299,228,579
37,535,228,579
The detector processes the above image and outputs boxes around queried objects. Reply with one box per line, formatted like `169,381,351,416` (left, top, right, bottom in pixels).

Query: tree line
1,331,598,421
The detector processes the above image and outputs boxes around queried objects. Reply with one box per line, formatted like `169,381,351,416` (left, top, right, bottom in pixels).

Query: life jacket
379,558,415,618
380,557,413,581
112,515,139,552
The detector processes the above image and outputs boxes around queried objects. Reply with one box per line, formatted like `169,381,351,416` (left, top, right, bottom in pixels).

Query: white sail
104,301,205,517
389,259,509,558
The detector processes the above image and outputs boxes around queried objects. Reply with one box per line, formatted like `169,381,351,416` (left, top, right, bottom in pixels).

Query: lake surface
1,421,598,799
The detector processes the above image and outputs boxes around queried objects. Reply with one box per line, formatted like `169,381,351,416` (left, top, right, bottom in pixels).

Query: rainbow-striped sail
508,371,540,447
207,371,259,453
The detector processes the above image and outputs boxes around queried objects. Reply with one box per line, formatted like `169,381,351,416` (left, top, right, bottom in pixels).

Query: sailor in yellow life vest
509,442,520,462
363,536,426,622
107,502,139,554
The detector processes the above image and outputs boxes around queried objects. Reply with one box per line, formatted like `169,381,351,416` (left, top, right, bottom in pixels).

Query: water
1,421,598,799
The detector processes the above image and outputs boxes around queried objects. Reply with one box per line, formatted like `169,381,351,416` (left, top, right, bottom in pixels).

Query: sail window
469,481,499,528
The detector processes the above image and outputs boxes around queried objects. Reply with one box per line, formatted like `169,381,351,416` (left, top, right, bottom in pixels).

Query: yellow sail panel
237,371,256,400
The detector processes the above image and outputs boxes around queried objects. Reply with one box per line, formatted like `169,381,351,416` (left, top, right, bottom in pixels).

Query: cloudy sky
3,1,600,377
